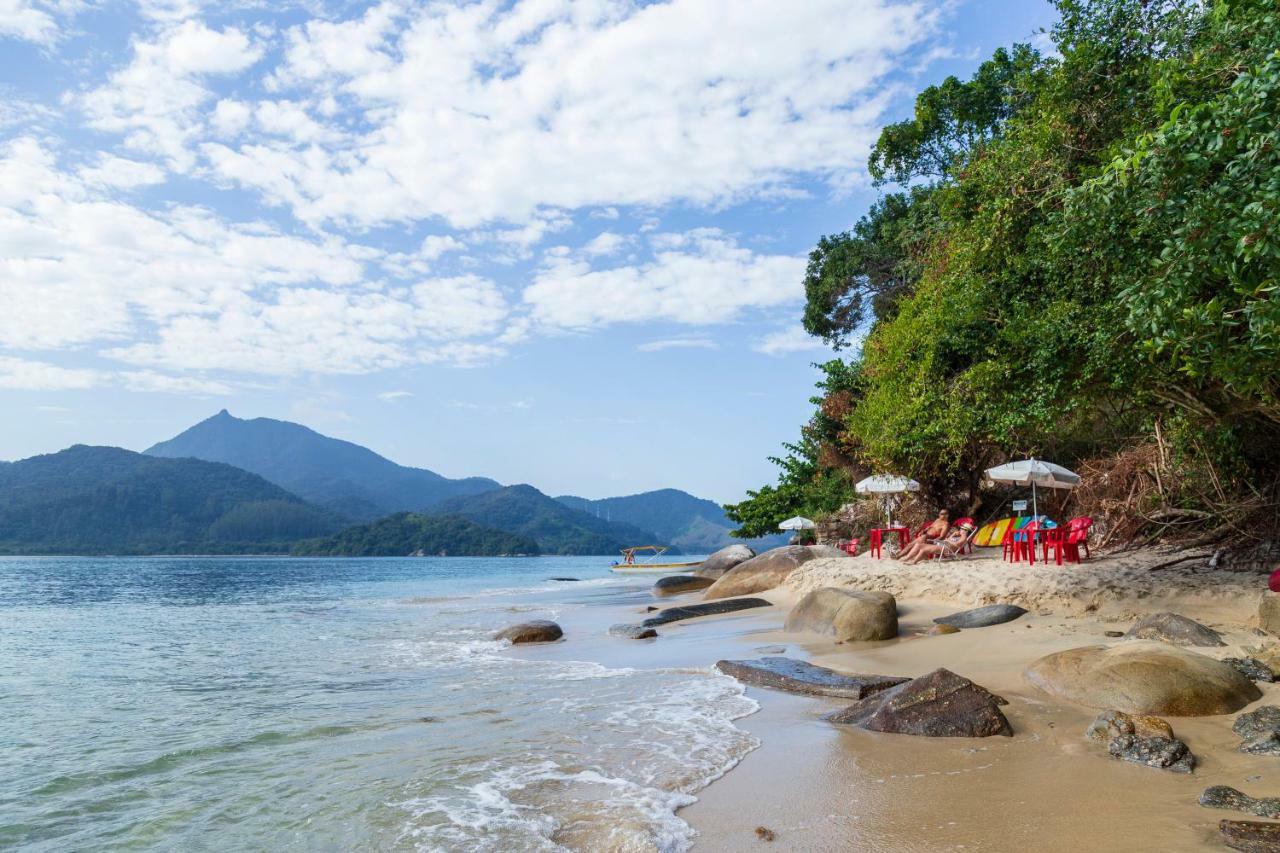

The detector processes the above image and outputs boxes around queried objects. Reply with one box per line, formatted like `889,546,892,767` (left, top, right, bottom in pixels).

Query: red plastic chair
838,538,861,556
1012,520,1041,565
1062,517,1094,563
1042,526,1066,566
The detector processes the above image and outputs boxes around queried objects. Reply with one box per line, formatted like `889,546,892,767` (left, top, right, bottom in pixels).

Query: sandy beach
669,547,1279,852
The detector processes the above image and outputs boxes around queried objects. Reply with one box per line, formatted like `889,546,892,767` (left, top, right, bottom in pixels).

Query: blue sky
0,0,1056,504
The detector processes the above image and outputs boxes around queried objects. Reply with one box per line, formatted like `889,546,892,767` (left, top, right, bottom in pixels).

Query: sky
0,0,1057,504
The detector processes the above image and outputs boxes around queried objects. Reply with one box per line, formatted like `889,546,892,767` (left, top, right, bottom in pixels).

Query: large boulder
826,668,1013,737
695,544,756,579
1024,641,1261,716
784,588,898,642
494,620,563,644
1124,612,1225,646
653,575,715,596
703,545,840,600
933,604,1027,629
640,598,772,627
715,657,907,699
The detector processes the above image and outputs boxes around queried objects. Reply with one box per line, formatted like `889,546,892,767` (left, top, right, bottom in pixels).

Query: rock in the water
928,624,961,636
1104,630,1125,638
715,657,908,699
826,668,1013,737
1244,644,1280,671
1227,657,1279,682
784,588,897,642
1125,612,1226,646
548,577,580,582
1085,709,1174,742
1107,734,1195,773
652,575,715,597
641,598,772,627
1234,706,1280,740
1024,641,1261,716
1240,733,1280,756
1201,787,1280,819
608,624,658,639
494,620,563,644
694,544,756,579
1220,819,1280,852
933,604,1027,629
703,545,841,600
1260,592,1280,637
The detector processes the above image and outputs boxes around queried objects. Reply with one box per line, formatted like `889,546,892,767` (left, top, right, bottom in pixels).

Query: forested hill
145,410,499,520
728,0,1280,551
434,484,666,556
556,489,786,552
0,445,345,554
292,513,540,557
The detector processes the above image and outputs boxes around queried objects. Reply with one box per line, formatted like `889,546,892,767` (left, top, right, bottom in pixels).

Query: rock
703,545,841,600
1233,706,1280,741
1240,733,1280,756
608,624,658,639
1220,819,1280,852
494,620,563,644
1104,630,1125,638
1201,787,1280,819
715,657,908,699
928,624,961,636
1260,592,1280,637
1023,641,1261,716
1245,644,1280,670
1107,734,1195,773
1227,657,1279,682
652,575,715,596
826,668,1013,737
784,588,898,642
753,645,787,655
933,604,1027,629
548,577,580,582
1124,612,1226,646
641,598,772,627
694,544,756,579
1084,709,1175,742
754,826,776,842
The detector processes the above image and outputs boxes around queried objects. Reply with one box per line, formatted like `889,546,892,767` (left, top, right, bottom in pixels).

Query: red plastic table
870,526,910,558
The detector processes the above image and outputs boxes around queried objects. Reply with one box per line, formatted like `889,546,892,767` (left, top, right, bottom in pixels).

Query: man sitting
892,510,949,560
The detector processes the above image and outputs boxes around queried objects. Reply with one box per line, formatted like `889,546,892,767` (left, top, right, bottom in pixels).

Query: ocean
0,556,760,852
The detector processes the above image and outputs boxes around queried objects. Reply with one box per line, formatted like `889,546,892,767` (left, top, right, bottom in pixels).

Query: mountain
292,512,540,557
145,410,499,519
555,488,788,552
432,484,665,556
0,445,345,555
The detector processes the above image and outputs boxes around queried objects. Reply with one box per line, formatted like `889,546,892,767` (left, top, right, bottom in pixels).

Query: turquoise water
0,557,757,852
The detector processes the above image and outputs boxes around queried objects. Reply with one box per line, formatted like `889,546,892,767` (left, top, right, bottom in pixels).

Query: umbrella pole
1032,483,1038,520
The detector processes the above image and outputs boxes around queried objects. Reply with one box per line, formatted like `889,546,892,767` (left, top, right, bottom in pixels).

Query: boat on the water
608,545,701,575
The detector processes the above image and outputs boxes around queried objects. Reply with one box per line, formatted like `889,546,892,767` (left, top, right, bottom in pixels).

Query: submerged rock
1024,641,1261,716
1125,612,1226,646
715,657,907,699
784,588,897,642
1085,709,1175,742
1226,657,1278,682
694,544,756,579
641,597,772,627
548,577,580,582
1220,819,1280,852
608,624,658,639
703,545,841,600
826,668,1012,737
494,620,563,644
1201,786,1280,819
933,604,1027,629
652,575,715,596
1107,734,1195,773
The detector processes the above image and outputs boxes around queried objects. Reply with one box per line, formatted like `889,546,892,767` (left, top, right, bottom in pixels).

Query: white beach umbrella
778,516,816,531
984,458,1080,519
855,474,921,527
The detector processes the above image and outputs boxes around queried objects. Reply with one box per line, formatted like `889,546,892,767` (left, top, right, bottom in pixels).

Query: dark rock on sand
1103,630,1125,638
694,544,756,579
641,598,771,627
1024,641,1261,716
1085,709,1175,742
1124,612,1225,646
754,826,776,842
933,604,1027,629
703,545,842,600
1220,819,1280,852
715,657,907,699
608,624,658,639
1107,734,1195,773
494,620,563,644
784,588,897,642
1201,787,1280,819
826,668,1013,737
652,575,715,597
1227,657,1279,682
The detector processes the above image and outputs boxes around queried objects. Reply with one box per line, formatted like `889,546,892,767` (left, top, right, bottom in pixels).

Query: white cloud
523,230,805,331
636,337,717,352
582,231,629,257
377,389,412,401
78,154,167,188
753,326,832,357
0,0,71,44
0,356,230,394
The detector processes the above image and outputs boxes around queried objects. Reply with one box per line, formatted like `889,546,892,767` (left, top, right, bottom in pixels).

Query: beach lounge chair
933,520,978,561
1062,517,1093,563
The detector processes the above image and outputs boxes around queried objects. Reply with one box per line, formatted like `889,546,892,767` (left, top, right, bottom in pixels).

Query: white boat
608,545,701,575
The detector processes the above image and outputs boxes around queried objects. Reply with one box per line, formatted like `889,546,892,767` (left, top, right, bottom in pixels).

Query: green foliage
291,513,540,557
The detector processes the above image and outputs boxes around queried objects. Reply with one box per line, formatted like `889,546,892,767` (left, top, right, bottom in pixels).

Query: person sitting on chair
901,521,976,565
892,510,949,560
